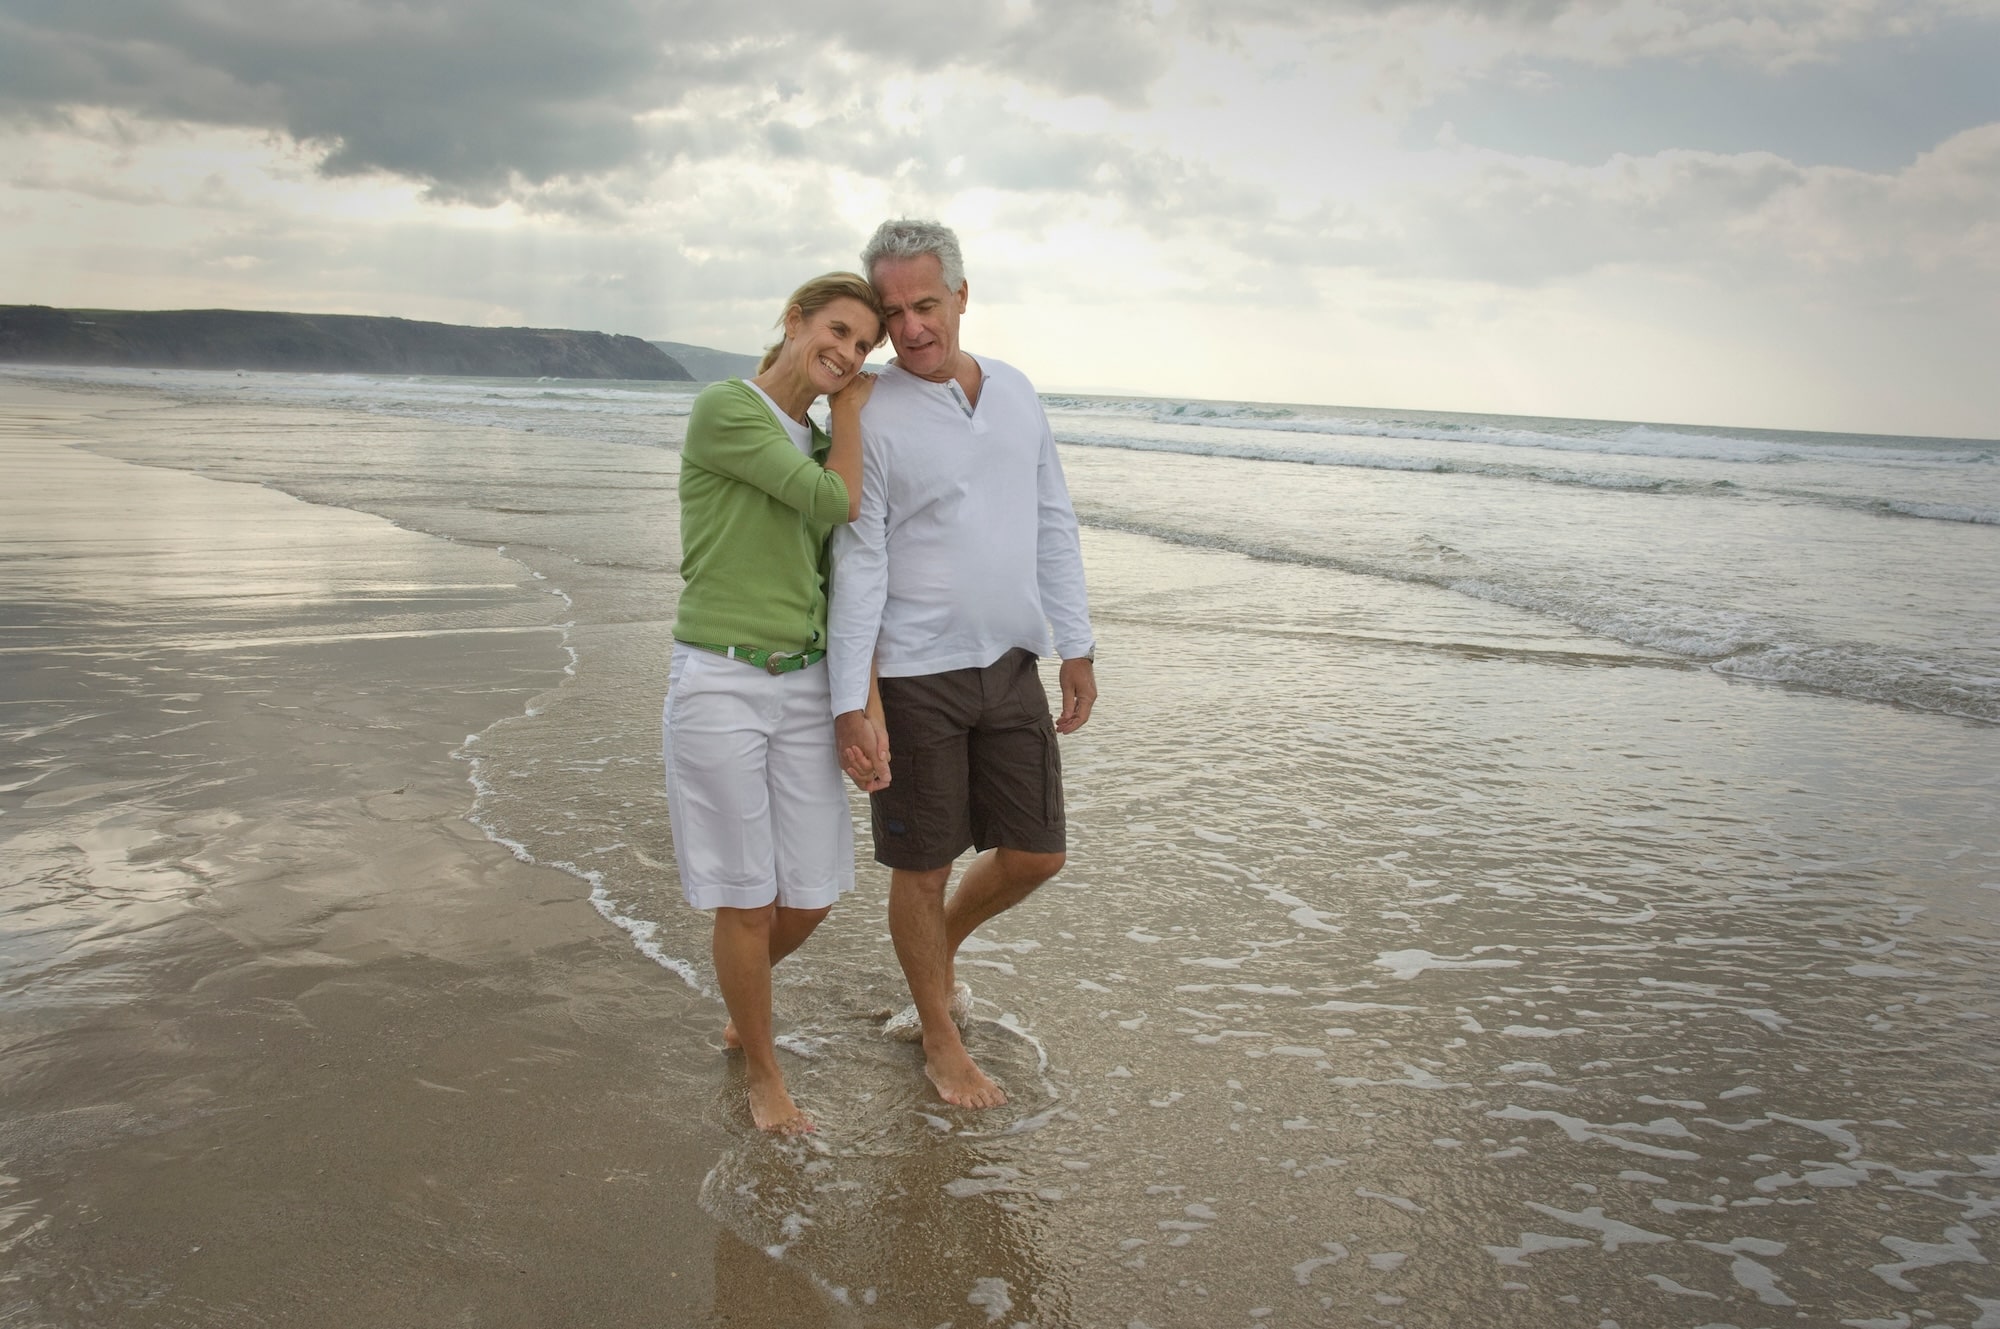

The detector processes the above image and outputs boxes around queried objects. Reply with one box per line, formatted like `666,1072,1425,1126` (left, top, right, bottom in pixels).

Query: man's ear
956,282,970,312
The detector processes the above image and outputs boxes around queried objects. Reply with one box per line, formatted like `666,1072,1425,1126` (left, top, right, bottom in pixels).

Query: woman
663,272,887,1134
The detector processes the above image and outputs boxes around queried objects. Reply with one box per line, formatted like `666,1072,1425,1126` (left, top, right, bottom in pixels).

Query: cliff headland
0,305,691,380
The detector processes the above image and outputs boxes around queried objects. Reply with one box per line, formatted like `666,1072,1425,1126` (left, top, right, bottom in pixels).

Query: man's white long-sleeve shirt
829,357,1094,715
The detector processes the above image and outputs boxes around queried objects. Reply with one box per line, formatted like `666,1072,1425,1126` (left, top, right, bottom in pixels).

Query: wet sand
6,373,1997,1328
0,386,836,1326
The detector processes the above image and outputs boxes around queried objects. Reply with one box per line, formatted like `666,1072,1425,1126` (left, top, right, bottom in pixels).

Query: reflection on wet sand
5,372,1996,1327
702,1078,1075,1324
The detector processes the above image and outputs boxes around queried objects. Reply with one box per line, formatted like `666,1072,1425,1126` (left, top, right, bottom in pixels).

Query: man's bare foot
722,1019,742,1049
922,1038,1007,1109
746,1070,813,1134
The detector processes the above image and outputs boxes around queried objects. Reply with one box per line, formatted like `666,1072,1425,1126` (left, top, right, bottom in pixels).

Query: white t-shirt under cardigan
828,357,1095,716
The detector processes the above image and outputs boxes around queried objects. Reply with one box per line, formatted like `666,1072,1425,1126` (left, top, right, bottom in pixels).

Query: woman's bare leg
712,904,815,1133
721,904,831,1048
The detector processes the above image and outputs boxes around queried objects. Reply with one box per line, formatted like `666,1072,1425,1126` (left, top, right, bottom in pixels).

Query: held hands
835,709,891,792
1056,657,1097,734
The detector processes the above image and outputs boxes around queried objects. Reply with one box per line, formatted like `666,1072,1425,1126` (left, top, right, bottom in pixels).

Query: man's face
871,253,966,383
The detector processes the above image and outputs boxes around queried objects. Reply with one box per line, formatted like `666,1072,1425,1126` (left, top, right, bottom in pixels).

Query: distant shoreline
0,304,694,381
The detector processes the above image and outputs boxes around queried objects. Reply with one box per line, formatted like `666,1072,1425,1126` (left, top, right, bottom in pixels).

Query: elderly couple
661,219,1098,1133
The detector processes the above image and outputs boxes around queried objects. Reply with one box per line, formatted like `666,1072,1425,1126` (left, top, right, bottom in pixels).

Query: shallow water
0,402,565,1001
5,367,1997,1328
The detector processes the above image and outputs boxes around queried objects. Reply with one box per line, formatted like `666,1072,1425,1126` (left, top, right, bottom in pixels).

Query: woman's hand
835,709,891,792
830,369,876,413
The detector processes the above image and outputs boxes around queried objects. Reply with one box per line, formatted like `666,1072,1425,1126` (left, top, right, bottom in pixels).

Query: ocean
4,362,1997,1327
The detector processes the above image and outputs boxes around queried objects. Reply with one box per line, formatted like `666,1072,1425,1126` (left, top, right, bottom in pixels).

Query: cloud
3,0,1992,436
1180,0,1979,71
1413,12,2000,172
0,0,1173,201
838,0,1174,104
1219,122,2000,310
2,0,1980,232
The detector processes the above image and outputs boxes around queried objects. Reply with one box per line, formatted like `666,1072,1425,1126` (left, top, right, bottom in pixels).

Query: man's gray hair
862,218,965,291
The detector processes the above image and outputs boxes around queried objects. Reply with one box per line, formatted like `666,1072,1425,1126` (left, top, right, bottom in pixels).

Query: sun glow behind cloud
0,0,1994,435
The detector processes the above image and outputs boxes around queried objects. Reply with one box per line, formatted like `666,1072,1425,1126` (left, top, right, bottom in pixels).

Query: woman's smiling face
788,296,881,395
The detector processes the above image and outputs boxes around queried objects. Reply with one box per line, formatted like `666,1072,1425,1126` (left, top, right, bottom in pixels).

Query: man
829,218,1097,1110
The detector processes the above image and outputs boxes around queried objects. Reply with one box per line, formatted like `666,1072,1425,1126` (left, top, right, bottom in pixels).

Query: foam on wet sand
5,368,1998,1327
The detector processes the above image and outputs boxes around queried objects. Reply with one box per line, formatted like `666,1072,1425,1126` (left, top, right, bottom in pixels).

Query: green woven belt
681,640,826,675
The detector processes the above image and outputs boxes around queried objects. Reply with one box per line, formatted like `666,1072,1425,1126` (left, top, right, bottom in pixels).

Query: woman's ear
782,304,803,339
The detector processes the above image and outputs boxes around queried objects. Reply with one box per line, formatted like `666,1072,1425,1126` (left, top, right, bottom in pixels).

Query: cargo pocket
1005,648,1055,725
1041,720,1064,827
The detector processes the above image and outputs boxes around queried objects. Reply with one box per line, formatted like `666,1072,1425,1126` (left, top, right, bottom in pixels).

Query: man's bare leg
942,848,1065,987
713,904,824,1133
889,849,1065,1109
722,904,831,1049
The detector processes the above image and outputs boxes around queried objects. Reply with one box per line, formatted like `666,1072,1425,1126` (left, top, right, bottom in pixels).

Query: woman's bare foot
921,1034,1007,1109
722,1019,742,1049
746,1066,813,1133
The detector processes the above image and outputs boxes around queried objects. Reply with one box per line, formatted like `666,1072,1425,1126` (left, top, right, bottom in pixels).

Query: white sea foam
1373,949,1524,980
1071,505,2000,723
1047,391,1993,465
1483,1232,1596,1266
1753,1162,1869,1191
1767,1114,1862,1158
1312,1000,1420,1013
1292,1243,1349,1285
1489,1107,1701,1160
966,1276,1013,1321
1525,1204,1672,1250
582,869,701,990
1044,401,2000,529
1329,1062,1469,1091
1356,1187,1424,1213
1869,1223,1988,1292
451,605,704,994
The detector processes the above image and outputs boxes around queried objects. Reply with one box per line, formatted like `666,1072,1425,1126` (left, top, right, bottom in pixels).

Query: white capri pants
662,642,855,911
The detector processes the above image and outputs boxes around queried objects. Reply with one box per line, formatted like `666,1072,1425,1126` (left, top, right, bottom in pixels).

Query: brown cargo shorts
869,648,1065,870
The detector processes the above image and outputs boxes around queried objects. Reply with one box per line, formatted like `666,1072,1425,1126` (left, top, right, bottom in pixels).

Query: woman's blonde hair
757,272,885,373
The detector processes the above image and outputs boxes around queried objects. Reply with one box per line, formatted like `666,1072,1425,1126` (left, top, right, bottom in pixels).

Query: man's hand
1055,657,1097,734
835,709,891,791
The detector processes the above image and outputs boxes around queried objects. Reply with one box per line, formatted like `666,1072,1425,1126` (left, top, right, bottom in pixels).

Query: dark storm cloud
0,0,1173,199
0,0,676,196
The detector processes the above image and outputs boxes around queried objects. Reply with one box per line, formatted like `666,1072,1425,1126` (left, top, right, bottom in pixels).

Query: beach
0,383,832,1325
3,368,1998,1328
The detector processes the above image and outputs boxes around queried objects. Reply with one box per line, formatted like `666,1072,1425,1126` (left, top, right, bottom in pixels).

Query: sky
1,0,1996,437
